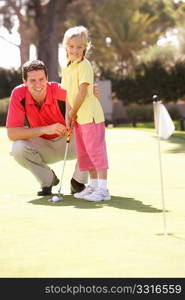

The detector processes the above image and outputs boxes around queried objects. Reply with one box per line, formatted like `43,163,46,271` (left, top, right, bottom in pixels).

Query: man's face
24,70,48,101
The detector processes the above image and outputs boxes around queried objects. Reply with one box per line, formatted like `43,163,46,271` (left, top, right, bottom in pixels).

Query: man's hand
93,83,100,99
41,123,67,136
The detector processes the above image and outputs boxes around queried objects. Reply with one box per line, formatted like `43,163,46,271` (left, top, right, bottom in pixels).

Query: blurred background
1,0,185,128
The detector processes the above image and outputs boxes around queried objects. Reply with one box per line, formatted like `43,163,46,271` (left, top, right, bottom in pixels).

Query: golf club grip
66,136,70,143
66,128,72,143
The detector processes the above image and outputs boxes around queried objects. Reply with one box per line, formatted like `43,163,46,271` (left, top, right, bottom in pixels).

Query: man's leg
10,134,88,194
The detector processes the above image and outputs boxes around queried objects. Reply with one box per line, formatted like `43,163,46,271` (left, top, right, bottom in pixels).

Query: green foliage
91,0,160,72
126,104,153,123
141,0,178,29
167,106,181,120
65,0,178,75
0,69,21,125
0,98,9,126
138,44,177,67
0,68,22,99
101,60,185,104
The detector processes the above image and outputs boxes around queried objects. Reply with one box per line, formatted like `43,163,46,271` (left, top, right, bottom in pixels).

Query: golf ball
52,195,62,202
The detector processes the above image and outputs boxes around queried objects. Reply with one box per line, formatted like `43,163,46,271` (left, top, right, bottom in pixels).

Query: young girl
61,26,110,202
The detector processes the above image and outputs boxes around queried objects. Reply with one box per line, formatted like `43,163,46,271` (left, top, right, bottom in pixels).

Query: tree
0,0,36,65
0,0,184,80
65,0,184,76
28,0,74,81
0,0,77,80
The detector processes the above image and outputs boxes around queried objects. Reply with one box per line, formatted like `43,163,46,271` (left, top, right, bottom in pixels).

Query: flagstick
153,98,168,236
157,134,168,236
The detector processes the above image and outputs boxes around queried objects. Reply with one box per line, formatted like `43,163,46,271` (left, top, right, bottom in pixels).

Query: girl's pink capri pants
74,122,109,171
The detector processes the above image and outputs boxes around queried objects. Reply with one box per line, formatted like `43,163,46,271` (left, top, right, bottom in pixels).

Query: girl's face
66,37,86,62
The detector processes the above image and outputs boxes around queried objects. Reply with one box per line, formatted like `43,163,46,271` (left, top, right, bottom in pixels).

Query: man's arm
7,123,67,141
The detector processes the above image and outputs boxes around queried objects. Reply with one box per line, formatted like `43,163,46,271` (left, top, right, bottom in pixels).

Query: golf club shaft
58,131,71,194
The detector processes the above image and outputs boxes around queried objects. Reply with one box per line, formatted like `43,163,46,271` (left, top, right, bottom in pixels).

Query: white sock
90,179,99,188
98,179,107,190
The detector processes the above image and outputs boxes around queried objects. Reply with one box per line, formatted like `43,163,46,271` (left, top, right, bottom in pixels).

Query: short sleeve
50,82,67,100
78,60,93,86
6,87,26,127
61,68,67,90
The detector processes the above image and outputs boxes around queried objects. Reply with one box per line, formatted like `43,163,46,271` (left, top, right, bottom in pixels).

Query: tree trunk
35,0,69,82
19,23,31,65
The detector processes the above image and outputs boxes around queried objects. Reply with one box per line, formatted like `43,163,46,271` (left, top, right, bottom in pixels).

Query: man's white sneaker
74,185,95,199
83,188,111,202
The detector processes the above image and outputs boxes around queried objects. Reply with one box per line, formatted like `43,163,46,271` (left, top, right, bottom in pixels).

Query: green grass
114,120,183,130
0,126,185,277
114,122,155,128
0,97,9,101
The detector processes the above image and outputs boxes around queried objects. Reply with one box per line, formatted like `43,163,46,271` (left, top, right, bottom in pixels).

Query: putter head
48,194,64,203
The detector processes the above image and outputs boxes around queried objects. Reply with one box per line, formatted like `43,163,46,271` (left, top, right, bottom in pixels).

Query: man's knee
11,140,27,160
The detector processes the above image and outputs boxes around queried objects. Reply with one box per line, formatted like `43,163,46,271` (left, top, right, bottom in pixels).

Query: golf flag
153,101,175,139
153,99,175,235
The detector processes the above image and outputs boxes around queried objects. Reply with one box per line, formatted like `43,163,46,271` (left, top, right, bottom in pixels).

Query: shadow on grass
166,134,185,154
152,134,185,154
29,194,164,213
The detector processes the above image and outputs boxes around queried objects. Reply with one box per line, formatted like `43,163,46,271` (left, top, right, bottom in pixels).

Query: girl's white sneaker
74,185,95,199
84,188,111,202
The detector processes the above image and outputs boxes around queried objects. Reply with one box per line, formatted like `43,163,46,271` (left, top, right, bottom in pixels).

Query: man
6,59,97,196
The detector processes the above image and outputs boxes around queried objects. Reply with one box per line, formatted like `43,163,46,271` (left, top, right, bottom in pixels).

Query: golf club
48,129,72,202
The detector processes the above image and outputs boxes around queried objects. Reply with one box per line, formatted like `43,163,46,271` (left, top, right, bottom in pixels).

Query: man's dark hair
22,60,48,81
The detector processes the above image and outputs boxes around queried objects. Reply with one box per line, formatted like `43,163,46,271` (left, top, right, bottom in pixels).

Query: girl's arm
65,96,72,129
69,83,88,120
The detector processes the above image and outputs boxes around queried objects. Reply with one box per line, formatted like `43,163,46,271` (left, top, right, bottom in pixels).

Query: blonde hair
62,26,91,56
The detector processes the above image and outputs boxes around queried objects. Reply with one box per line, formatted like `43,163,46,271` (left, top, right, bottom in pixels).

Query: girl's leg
97,169,108,190
78,122,108,171
89,169,97,178
74,123,94,171
89,169,99,189
73,122,110,200
98,169,107,179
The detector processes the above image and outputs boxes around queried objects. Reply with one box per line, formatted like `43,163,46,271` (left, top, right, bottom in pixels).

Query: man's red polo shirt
6,82,67,140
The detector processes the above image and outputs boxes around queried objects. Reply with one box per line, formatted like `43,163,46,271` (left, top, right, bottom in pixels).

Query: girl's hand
65,116,71,130
66,121,74,138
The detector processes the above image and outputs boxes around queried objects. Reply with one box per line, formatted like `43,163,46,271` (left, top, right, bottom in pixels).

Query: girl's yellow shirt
61,58,105,124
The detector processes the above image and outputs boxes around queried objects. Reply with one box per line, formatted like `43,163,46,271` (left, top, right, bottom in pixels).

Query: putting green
0,127,185,277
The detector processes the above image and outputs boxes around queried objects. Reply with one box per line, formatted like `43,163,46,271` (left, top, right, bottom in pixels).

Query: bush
0,98,9,126
0,68,22,99
126,104,153,125
100,60,185,104
167,106,181,120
